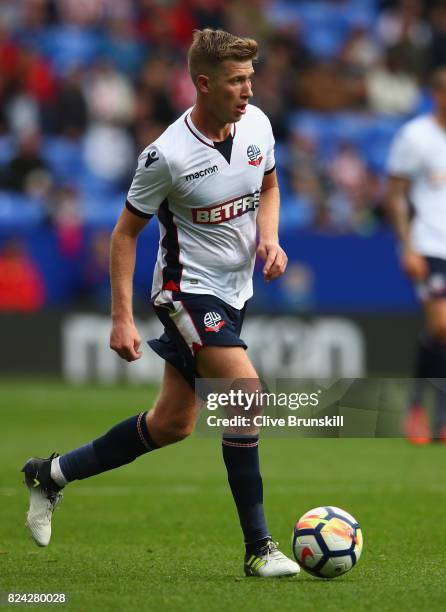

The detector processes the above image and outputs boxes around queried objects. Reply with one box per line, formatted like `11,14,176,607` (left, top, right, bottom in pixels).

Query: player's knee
158,418,194,443
147,411,195,445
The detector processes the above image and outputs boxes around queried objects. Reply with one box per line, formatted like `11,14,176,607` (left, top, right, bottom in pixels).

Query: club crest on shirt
247,144,263,166
204,311,225,332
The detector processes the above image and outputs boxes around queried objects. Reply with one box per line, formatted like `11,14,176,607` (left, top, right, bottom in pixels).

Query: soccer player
386,66,446,443
22,29,299,577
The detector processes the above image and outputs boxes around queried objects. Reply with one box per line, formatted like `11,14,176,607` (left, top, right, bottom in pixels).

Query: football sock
409,334,433,407
222,436,270,548
428,339,446,437
433,385,446,436
53,411,159,484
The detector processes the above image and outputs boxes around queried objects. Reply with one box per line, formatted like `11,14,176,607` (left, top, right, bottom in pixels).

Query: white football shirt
126,104,275,308
387,114,446,259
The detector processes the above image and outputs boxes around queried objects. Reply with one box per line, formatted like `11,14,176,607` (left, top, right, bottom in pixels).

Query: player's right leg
22,362,200,546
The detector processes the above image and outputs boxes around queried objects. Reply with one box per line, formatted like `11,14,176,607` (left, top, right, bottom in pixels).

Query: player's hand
110,319,143,362
257,241,288,282
401,248,428,281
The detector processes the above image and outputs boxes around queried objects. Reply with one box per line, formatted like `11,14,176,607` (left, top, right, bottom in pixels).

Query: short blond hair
188,28,258,84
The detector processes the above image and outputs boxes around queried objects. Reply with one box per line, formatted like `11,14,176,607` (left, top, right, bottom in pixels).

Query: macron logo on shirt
192,191,260,224
185,165,219,182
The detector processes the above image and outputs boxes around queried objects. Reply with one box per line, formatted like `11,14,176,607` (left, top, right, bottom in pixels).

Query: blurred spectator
377,0,431,49
57,0,125,27
5,92,40,136
376,0,431,79
18,46,57,104
0,0,21,30
137,0,196,50
338,26,382,74
0,238,45,311
48,185,83,258
253,28,311,138
295,62,363,111
135,120,167,154
0,130,52,197
366,46,420,115
0,21,21,91
329,141,367,196
322,141,381,233
284,169,322,229
99,17,146,78
168,63,197,114
429,1,446,68
13,0,54,49
54,67,88,138
191,0,225,31
83,122,134,185
222,0,270,41
83,59,135,125
282,129,326,228
135,56,176,125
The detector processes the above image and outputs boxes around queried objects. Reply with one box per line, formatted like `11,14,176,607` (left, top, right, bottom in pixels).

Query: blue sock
428,340,446,437
222,436,270,549
58,411,159,482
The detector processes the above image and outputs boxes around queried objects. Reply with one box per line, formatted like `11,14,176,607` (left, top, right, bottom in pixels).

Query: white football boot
21,453,63,547
244,539,300,577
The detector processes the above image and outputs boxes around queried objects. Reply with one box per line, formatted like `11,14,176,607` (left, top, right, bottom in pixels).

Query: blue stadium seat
81,192,126,225
0,192,45,228
40,26,101,75
77,168,124,201
412,88,434,115
361,116,406,172
0,136,16,167
41,137,84,184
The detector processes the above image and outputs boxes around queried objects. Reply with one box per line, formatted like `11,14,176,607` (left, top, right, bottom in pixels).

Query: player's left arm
256,169,288,282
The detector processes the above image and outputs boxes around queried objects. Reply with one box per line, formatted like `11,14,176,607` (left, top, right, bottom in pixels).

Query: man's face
205,59,254,124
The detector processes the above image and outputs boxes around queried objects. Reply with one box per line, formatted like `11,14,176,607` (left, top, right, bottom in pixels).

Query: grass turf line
0,380,445,611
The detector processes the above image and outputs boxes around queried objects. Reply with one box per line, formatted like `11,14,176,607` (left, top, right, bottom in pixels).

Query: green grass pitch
1,380,445,611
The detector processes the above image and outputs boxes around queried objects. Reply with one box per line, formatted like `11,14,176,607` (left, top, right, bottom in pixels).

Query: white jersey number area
126,104,275,309
387,114,446,260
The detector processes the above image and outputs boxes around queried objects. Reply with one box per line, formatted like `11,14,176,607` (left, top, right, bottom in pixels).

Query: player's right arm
385,175,427,281
110,208,150,362
109,143,172,361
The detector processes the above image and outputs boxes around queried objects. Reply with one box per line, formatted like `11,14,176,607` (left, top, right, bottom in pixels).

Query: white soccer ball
292,506,363,578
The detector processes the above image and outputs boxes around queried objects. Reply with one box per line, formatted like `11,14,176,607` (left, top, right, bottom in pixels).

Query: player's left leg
405,257,446,443
196,345,299,577
22,362,201,546
424,297,446,441
404,334,431,444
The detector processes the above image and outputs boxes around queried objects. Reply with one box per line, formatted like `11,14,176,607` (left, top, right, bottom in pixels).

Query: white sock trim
50,456,68,487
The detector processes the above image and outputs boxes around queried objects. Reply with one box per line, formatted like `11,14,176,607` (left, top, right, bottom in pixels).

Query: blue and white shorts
417,256,446,302
148,290,247,388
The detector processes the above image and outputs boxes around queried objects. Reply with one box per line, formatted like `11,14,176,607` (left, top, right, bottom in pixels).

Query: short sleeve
126,145,172,217
387,127,422,178
264,118,276,174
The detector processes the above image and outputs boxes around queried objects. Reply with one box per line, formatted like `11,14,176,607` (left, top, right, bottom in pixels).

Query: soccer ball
292,506,363,578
